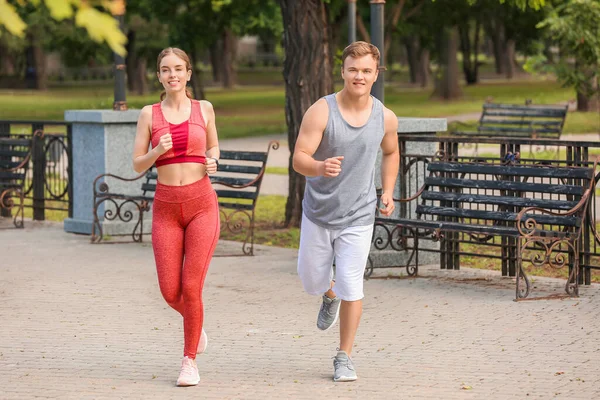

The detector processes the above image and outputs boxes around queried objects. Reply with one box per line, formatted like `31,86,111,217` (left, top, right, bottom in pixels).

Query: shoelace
333,356,355,371
181,359,197,375
322,298,337,316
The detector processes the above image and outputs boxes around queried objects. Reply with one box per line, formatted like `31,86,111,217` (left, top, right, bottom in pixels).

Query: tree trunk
189,47,205,100
405,36,419,84
433,26,462,100
418,48,430,88
25,32,47,90
504,39,516,80
209,41,222,83
278,0,333,228
0,37,15,76
576,59,599,112
135,58,148,95
126,30,138,93
486,18,506,75
222,28,237,89
356,11,370,42
459,19,481,85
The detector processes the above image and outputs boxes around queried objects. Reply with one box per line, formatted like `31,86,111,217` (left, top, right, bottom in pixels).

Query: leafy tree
526,0,600,111
0,0,127,55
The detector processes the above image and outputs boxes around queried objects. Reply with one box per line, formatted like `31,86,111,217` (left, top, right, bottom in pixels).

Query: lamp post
370,0,385,103
112,0,127,111
348,0,357,44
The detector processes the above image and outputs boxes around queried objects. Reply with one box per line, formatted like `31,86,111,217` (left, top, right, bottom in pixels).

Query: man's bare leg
339,299,362,356
325,280,335,299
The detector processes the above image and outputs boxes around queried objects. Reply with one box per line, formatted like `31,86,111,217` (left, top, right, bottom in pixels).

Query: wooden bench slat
421,191,579,210
141,183,156,192
0,150,29,158
210,176,259,187
380,218,570,239
478,126,561,134
482,109,567,118
0,138,32,146
483,103,567,109
425,176,585,196
456,131,561,138
218,202,254,210
215,189,258,200
480,118,563,127
220,150,267,162
427,162,593,179
0,160,24,169
0,172,25,180
217,164,264,174
417,205,580,227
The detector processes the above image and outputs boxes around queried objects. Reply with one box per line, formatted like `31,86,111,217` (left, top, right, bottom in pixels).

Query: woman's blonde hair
156,47,194,101
341,41,380,68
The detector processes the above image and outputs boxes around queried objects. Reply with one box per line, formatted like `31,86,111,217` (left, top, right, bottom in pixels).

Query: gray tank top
303,93,385,230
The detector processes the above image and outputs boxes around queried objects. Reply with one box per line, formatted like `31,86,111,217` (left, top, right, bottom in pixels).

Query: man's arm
379,107,400,216
293,99,343,178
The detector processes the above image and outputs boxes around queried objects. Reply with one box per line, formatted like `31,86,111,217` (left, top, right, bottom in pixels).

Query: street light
348,0,357,44
112,0,127,111
370,0,385,103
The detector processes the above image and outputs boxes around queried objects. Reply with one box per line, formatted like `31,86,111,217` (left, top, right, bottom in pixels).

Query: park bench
91,141,279,256
450,102,568,139
372,156,598,300
0,131,43,228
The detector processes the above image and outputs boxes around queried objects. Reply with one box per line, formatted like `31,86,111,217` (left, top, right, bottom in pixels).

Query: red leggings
151,175,220,359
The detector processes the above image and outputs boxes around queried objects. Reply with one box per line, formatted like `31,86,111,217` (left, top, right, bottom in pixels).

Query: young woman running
132,47,220,387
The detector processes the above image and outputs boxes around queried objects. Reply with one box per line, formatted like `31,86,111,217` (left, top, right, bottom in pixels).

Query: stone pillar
63,110,144,236
372,117,447,269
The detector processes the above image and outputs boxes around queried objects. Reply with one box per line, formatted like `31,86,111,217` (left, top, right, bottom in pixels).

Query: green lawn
1,79,598,138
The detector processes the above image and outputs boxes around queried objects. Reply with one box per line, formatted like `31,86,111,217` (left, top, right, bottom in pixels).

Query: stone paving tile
0,222,599,399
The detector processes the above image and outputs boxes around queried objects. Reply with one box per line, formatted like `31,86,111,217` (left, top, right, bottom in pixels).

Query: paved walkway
1,221,600,399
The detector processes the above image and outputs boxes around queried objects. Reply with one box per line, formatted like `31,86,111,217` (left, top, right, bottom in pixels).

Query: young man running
293,41,399,382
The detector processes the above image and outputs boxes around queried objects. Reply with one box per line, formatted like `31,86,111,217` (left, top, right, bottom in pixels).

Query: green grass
265,166,288,175
2,79,598,138
219,195,300,249
459,241,600,283
0,84,287,140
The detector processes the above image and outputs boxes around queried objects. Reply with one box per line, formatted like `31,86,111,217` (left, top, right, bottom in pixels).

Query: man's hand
379,191,395,216
319,156,344,177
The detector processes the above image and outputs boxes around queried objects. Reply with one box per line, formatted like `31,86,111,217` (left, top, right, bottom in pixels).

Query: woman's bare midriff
156,163,207,186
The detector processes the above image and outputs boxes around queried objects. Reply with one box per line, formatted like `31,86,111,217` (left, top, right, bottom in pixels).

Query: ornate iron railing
0,120,72,220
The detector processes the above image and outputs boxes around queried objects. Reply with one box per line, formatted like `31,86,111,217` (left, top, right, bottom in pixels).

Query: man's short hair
341,41,380,68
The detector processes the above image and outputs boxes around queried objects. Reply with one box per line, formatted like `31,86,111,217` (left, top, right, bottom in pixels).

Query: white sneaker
176,356,200,386
197,328,208,354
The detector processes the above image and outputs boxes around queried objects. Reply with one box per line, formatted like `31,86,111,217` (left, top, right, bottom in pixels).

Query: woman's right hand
156,133,173,155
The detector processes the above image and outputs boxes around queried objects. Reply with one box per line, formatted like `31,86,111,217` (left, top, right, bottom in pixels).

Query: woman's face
157,53,191,94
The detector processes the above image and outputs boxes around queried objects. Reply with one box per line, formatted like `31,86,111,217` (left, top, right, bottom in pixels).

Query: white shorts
297,213,373,301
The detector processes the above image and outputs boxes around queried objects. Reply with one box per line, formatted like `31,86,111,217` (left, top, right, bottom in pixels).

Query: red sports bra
151,100,207,167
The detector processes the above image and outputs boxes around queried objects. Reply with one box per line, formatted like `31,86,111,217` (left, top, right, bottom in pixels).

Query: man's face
341,55,379,96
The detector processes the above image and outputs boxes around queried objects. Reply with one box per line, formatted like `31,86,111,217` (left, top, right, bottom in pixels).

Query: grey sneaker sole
319,302,341,332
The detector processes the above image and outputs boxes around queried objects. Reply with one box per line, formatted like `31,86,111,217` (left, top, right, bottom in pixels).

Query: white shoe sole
177,378,200,387
320,301,341,332
197,328,208,354
334,375,357,382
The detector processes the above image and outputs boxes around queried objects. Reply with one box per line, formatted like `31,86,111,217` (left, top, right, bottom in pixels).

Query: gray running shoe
333,350,357,382
317,295,341,331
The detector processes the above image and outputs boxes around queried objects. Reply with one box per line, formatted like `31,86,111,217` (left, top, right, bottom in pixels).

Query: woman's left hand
206,157,218,174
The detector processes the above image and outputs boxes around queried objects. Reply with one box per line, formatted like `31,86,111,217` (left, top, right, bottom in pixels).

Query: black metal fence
0,120,72,220
384,134,600,284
